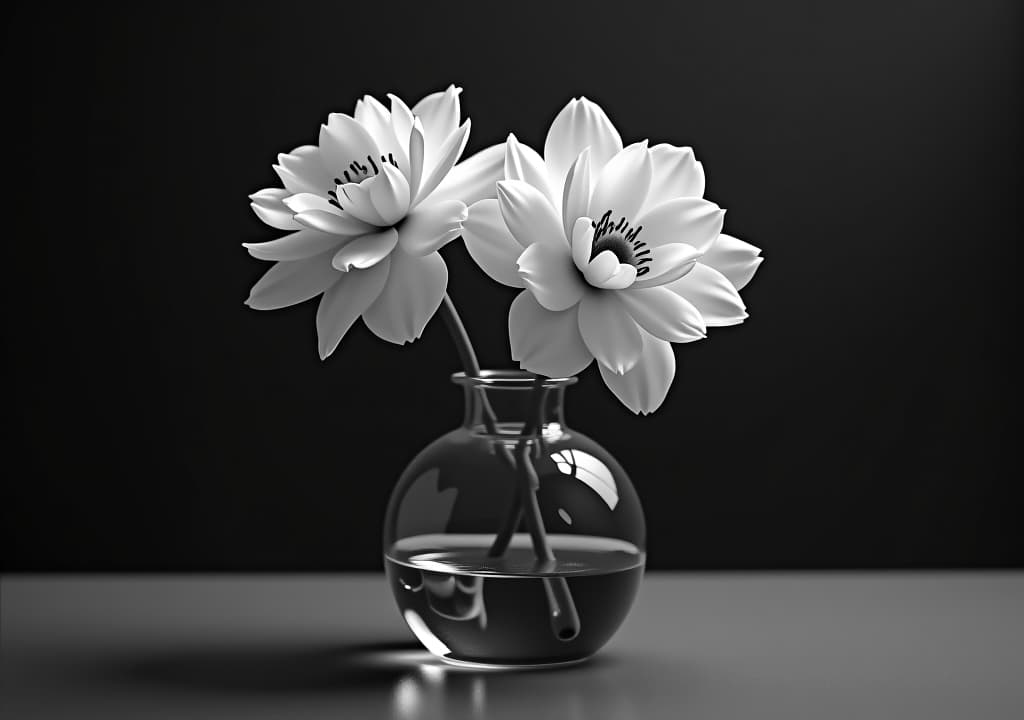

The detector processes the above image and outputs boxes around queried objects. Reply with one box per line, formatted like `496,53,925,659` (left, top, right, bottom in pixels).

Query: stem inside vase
438,295,580,641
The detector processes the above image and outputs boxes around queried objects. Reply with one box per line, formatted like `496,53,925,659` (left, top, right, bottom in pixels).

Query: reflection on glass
403,609,451,658
550,449,619,509
422,573,487,628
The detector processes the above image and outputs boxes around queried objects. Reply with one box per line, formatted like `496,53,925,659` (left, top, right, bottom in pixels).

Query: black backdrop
3,1,1020,571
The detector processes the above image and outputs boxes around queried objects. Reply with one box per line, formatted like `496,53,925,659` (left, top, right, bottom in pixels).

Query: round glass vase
383,370,646,668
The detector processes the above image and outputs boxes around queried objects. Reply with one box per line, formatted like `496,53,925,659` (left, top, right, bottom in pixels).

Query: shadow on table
108,638,619,695
107,640,444,695
87,640,681,718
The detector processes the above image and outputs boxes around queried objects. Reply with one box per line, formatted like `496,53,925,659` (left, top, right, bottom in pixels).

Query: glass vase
383,370,646,668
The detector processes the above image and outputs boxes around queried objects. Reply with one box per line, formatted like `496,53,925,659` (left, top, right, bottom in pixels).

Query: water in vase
385,533,645,666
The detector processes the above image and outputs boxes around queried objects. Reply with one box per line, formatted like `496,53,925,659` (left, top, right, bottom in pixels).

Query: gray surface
2,573,1023,719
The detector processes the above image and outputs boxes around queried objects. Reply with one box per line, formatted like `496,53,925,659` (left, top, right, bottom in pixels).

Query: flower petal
517,241,585,312
354,95,409,172
331,228,398,271
274,146,331,196
592,263,637,291
578,290,643,375
509,291,593,378
562,148,592,242
665,262,748,326
407,118,425,204
388,94,415,150
632,243,702,289
412,85,462,173
598,329,676,414
497,179,564,248
505,133,554,203
318,113,380,180
369,163,411,225
642,144,705,211
463,198,525,288
245,250,339,310
589,141,653,223
582,249,619,286
571,216,594,273
250,188,301,231
544,97,623,191
397,198,467,256
363,248,448,344
294,209,375,237
428,142,505,207
315,257,391,359
282,192,339,215
635,197,724,253
337,181,386,226
619,286,706,343
699,233,763,290
414,119,470,206
243,229,346,262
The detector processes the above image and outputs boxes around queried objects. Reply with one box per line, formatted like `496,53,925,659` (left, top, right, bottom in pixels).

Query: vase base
437,653,594,671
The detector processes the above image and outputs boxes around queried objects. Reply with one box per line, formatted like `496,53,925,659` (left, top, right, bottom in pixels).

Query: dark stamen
589,209,645,263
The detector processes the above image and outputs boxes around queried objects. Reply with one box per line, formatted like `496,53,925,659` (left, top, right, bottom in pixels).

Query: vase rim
451,370,578,388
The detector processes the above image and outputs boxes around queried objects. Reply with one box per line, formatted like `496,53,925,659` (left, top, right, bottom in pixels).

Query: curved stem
438,294,520,547
438,296,579,641
438,295,502,434
515,375,580,641
439,295,482,378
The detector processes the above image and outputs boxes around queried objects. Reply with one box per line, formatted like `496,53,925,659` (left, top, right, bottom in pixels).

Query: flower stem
488,385,548,556
438,295,502,435
515,376,580,641
439,294,482,379
438,292,517,481
437,295,579,640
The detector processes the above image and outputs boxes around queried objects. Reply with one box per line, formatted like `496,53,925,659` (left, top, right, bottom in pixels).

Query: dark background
3,1,1020,571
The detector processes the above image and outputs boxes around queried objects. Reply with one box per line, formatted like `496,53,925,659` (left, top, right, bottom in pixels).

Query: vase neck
453,371,576,439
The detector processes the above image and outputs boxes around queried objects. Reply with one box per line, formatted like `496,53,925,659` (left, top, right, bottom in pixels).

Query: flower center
589,210,652,276
326,153,400,209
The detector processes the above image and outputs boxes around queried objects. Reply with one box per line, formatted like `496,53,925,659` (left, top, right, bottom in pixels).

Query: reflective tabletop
3,573,1023,719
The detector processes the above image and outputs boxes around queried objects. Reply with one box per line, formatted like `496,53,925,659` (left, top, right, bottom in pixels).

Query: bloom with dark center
462,97,763,413
245,86,504,358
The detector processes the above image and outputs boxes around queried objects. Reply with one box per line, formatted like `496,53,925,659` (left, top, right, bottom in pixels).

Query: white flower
244,86,504,358
463,97,763,414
